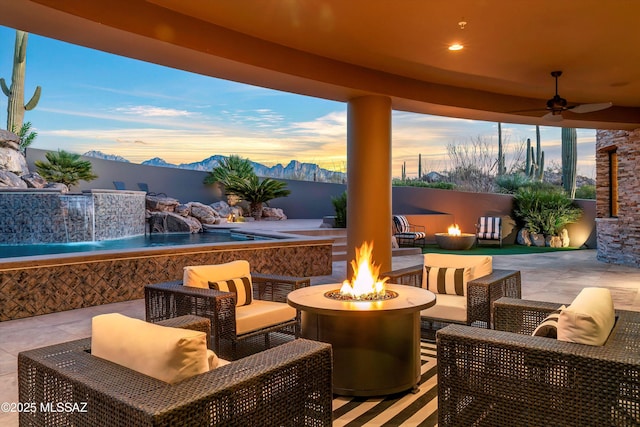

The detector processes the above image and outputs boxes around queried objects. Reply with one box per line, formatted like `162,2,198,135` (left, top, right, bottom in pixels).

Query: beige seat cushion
558,287,615,346
236,300,297,335
421,294,467,323
422,253,492,288
183,260,251,289
92,313,211,384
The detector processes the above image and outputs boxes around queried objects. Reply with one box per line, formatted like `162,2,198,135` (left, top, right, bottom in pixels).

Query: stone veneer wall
0,239,332,321
0,189,145,244
91,190,146,240
595,129,640,267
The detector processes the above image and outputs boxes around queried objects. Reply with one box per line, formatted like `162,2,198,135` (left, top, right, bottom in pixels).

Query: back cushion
558,287,615,346
425,266,471,296
92,313,210,384
183,260,251,289
422,253,492,288
209,276,253,306
392,215,409,233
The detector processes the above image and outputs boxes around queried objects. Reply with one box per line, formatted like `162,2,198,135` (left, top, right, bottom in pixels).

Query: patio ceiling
1,0,639,129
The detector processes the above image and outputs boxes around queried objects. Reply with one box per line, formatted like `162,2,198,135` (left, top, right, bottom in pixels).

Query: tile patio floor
1,220,639,426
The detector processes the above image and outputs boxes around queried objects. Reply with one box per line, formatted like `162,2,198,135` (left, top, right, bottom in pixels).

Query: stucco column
346,95,392,278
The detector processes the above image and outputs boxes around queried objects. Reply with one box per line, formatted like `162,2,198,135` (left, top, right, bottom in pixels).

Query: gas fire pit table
287,283,435,396
434,232,477,250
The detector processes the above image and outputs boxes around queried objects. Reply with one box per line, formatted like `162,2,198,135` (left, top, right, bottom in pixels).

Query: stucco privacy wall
596,129,640,267
26,148,596,246
26,148,346,219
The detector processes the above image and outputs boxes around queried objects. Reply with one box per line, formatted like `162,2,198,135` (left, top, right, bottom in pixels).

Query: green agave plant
35,150,98,189
225,174,291,219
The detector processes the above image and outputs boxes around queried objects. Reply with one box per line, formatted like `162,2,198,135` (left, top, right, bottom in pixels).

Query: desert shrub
392,179,456,190
575,185,596,199
331,191,347,228
494,173,531,194
513,187,582,235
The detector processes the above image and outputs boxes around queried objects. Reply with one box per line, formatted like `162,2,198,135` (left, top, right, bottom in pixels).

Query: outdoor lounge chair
476,216,503,247
437,295,640,426
145,260,311,360
383,253,521,333
392,215,426,247
18,315,333,427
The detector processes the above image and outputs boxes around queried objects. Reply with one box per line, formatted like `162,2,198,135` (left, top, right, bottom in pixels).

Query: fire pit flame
448,224,462,236
326,242,395,301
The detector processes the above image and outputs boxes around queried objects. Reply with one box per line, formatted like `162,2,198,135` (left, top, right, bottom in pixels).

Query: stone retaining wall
0,238,332,321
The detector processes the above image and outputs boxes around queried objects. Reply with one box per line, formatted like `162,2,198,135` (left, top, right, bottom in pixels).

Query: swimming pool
0,230,274,259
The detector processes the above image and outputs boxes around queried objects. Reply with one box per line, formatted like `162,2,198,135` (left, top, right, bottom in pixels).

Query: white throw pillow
92,313,211,384
557,288,615,346
183,260,251,289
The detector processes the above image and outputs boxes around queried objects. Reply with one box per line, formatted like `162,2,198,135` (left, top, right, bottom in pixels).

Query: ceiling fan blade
542,112,563,122
569,102,613,114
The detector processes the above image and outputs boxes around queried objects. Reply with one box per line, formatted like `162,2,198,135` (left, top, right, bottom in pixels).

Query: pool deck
1,219,640,426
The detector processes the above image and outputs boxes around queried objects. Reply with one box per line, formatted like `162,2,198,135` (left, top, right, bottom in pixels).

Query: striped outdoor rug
332,341,438,426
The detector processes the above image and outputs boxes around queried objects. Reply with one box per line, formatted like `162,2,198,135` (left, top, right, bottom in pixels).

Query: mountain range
83,150,346,183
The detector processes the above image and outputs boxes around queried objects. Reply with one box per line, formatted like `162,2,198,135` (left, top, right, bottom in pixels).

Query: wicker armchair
383,258,521,330
18,316,333,427
437,297,640,427
145,267,311,360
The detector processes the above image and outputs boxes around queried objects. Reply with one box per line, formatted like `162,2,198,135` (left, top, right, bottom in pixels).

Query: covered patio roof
1,0,639,130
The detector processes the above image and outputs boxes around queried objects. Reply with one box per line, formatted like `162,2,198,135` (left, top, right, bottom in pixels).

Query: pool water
0,230,272,259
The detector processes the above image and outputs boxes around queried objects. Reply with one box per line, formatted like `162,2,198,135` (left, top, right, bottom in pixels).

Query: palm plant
225,174,291,219
34,150,98,189
203,155,255,190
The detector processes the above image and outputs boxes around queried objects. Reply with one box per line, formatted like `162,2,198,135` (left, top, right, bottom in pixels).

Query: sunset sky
0,25,597,178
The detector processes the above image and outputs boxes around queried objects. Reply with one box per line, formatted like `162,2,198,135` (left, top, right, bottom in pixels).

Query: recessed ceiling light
448,43,464,51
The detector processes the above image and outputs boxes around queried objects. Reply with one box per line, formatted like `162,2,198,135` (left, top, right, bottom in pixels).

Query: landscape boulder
0,170,27,188
175,204,191,217
21,172,47,188
262,207,287,221
516,228,531,246
188,202,219,225
146,194,179,212
560,228,570,247
0,130,28,175
210,200,243,219
148,211,202,233
44,182,69,192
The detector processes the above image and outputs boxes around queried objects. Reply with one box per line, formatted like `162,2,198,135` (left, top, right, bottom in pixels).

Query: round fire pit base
434,232,476,250
287,284,436,397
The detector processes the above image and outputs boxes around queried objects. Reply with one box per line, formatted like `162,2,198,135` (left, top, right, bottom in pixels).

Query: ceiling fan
542,71,613,121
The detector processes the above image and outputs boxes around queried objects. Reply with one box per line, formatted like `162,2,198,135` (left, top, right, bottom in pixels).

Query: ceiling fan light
448,43,463,51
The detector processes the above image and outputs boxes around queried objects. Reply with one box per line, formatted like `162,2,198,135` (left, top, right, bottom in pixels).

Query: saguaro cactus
401,161,406,180
561,127,577,198
418,153,422,180
1,30,42,132
526,126,545,181
497,123,506,175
